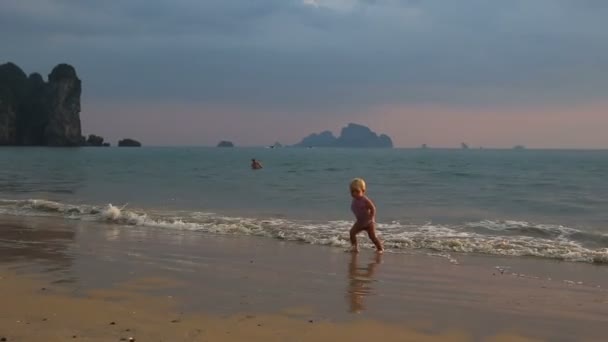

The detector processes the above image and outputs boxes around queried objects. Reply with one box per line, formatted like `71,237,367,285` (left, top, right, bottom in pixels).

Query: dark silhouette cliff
118,138,141,147
294,123,393,148
0,62,82,146
217,140,235,147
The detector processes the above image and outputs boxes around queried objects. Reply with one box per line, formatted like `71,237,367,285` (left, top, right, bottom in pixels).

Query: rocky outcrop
0,62,82,146
44,64,82,146
217,140,234,147
293,131,336,147
86,134,105,146
334,123,393,148
0,63,25,145
294,123,393,148
118,138,141,147
0,95,17,145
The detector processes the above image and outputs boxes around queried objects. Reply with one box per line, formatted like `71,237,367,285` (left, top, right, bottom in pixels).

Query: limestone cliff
0,63,25,145
217,140,235,147
44,64,82,146
294,123,393,148
118,138,142,147
0,62,82,146
0,95,17,145
334,123,393,148
293,131,336,147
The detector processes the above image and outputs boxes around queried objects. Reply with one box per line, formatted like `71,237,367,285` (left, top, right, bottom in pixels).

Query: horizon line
71,145,608,151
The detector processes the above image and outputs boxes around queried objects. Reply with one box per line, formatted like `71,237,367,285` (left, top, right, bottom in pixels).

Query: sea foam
1,198,607,264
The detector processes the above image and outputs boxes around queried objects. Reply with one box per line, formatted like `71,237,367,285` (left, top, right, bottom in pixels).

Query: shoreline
2,198,607,265
1,215,607,341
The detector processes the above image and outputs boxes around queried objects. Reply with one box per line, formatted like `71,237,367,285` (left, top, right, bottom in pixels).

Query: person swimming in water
251,158,263,170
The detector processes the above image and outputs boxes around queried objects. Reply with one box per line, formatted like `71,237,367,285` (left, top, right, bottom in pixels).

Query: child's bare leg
366,223,384,252
349,224,362,252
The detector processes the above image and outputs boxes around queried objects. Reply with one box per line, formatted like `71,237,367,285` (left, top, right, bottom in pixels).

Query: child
349,178,384,253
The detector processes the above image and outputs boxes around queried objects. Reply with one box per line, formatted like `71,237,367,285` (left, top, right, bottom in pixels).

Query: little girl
349,178,384,253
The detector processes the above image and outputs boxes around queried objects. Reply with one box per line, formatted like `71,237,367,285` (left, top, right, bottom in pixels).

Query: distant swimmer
251,158,263,170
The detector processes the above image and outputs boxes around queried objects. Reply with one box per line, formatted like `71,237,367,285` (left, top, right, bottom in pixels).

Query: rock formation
295,131,337,147
86,134,105,146
43,65,82,146
294,123,393,148
217,140,234,147
118,138,141,147
0,63,26,145
0,62,82,146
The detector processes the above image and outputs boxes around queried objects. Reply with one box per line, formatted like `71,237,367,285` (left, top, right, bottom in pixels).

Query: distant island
0,62,141,147
293,123,393,148
118,138,141,147
85,134,110,147
217,140,234,147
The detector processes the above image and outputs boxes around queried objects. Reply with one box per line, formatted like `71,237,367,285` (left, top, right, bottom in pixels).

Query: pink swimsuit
351,196,373,226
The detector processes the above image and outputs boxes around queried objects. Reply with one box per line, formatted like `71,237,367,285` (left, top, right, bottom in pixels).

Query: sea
1,147,607,264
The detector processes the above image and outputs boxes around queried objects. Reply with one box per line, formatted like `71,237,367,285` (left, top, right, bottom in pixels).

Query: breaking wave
1,198,607,264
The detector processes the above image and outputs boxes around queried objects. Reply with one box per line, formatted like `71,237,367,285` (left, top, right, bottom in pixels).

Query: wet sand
1,215,607,341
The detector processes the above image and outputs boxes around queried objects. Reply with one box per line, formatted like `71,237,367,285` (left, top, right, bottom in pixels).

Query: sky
2,0,608,148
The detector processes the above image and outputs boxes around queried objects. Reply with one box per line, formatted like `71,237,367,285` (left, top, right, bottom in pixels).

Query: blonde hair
350,178,366,192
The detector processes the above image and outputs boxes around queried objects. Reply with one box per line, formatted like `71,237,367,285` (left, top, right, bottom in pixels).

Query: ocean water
1,147,608,264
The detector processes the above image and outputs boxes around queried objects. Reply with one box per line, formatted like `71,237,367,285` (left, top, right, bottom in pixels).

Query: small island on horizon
217,140,235,147
293,123,393,148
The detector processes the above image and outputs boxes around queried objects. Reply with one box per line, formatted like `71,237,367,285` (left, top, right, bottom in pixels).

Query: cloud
2,0,608,114
301,0,359,11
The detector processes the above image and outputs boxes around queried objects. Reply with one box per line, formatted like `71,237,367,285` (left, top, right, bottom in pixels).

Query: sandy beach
1,215,607,341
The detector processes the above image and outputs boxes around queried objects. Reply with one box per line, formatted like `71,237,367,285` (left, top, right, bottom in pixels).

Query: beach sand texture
0,215,607,341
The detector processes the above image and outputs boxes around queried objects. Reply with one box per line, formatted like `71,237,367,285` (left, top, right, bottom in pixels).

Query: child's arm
365,197,376,219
